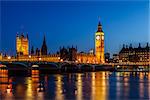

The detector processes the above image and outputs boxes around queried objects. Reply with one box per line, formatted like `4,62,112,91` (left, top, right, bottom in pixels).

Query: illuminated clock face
96,35,100,40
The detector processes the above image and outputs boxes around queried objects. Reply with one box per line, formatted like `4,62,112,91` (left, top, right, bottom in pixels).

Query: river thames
0,70,150,100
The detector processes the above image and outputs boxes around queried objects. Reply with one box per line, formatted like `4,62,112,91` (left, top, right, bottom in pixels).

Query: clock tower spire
97,20,103,32
95,19,105,63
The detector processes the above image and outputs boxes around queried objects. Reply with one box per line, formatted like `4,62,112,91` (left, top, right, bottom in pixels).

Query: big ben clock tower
95,20,105,63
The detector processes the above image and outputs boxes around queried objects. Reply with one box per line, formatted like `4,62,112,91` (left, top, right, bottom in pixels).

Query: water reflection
55,74,64,100
148,73,150,99
91,72,95,100
0,70,13,99
96,72,108,100
123,75,129,99
0,70,150,100
76,73,83,100
0,70,9,94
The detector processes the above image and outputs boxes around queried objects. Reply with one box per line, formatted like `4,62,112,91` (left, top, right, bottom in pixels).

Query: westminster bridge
0,61,149,75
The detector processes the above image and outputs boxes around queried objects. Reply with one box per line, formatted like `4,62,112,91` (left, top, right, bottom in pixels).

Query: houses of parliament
0,19,150,64
0,20,105,64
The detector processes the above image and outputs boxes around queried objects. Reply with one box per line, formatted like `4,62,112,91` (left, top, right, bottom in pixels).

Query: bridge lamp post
29,55,31,58
58,57,60,62
39,57,42,61
28,55,31,62
60,59,63,62
75,60,78,63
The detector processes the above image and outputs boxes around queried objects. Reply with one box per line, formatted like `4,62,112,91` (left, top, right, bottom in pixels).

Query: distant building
8,19,106,63
119,43,150,62
89,49,94,54
113,54,119,63
77,52,96,63
59,46,77,61
68,46,77,61
105,52,110,63
31,46,34,55
36,48,40,56
0,53,2,60
16,33,29,56
60,47,68,61
41,35,48,55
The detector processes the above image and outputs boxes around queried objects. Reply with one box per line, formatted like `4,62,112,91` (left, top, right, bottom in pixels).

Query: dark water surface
0,70,150,100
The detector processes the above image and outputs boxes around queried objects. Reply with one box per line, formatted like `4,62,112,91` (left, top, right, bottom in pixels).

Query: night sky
1,1,149,56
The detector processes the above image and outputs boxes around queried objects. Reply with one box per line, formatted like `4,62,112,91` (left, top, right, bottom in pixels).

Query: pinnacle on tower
98,16,102,26
97,17,103,32
26,33,29,39
41,34,47,55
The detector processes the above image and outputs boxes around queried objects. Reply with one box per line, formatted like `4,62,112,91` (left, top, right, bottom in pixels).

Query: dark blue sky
1,1,149,55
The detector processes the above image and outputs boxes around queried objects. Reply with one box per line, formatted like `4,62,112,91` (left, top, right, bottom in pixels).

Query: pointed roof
97,18,103,32
16,32,19,37
21,33,24,38
41,34,47,52
26,33,29,39
98,17,102,26
138,43,141,48
42,34,46,46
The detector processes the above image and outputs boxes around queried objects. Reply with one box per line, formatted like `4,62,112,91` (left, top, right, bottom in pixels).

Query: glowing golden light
28,55,31,58
16,34,29,55
78,58,81,61
95,30,105,64
94,72,107,100
96,35,100,40
39,58,42,61
76,74,83,100
55,75,64,100
7,56,11,60
91,73,95,100
60,59,63,62
87,61,89,63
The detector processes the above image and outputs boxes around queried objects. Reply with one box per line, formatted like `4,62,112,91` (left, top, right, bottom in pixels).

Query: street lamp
75,60,78,63
60,59,63,62
39,57,41,61
7,56,11,62
29,55,31,58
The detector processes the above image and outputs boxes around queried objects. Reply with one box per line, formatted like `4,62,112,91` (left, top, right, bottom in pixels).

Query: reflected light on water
148,73,150,99
94,72,107,100
123,76,129,99
0,70,9,96
26,78,33,98
31,70,44,99
55,74,64,100
139,72,144,80
91,72,95,100
76,73,83,100
5,78,13,99
0,70,150,100
116,75,121,100
0,70,8,77
138,72,144,98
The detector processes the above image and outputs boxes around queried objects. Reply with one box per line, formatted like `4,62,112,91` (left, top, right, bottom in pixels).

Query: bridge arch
60,63,78,72
80,64,94,71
